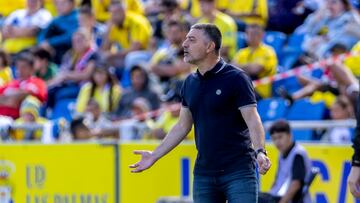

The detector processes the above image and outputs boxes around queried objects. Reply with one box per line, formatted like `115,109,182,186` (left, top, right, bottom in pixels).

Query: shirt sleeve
353,88,360,166
235,71,257,109
291,154,306,182
180,78,188,108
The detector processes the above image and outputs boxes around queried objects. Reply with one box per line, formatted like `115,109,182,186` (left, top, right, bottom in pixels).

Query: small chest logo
216,89,222,95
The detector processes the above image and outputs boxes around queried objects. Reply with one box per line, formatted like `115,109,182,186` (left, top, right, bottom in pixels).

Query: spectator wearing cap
33,48,58,82
76,62,122,114
114,65,160,119
0,50,13,86
37,0,79,64
10,95,48,140
101,2,152,69
2,0,52,55
197,0,237,60
0,53,47,119
232,24,277,98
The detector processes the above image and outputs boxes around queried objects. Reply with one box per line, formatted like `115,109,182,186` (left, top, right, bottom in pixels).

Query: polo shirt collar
196,59,226,79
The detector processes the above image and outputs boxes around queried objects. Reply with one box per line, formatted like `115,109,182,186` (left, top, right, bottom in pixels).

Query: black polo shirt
181,59,257,176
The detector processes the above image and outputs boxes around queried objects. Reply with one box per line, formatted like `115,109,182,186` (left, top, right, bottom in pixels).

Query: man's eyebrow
187,36,196,40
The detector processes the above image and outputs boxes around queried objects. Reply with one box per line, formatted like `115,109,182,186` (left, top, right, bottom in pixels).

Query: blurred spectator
321,96,354,143
46,28,98,109
197,0,237,60
0,50,13,86
2,0,52,55
83,99,118,139
259,120,312,203
78,6,105,48
37,0,79,64
114,65,160,119
225,0,268,30
101,2,152,68
33,48,58,82
150,88,182,140
117,97,154,140
76,62,122,113
296,0,360,58
10,95,47,141
231,24,277,98
149,20,192,87
92,0,144,23
70,116,95,140
0,52,47,119
267,0,314,34
344,41,360,78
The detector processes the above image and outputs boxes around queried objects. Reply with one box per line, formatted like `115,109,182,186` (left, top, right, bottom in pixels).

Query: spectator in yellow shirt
92,0,144,23
2,0,52,54
76,62,122,113
225,0,268,30
344,41,360,78
102,2,152,68
197,0,237,61
232,24,277,98
0,0,26,18
0,50,12,86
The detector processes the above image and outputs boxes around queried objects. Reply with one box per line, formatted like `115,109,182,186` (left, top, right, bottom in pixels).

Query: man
37,0,78,64
0,53,47,119
2,0,52,54
130,23,271,202
101,2,152,68
78,6,105,48
197,0,237,61
232,23,277,98
259,120,312,203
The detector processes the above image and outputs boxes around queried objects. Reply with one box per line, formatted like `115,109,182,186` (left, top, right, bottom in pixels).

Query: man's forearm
279,181,301,203
152,121,191,161
249,115,265,150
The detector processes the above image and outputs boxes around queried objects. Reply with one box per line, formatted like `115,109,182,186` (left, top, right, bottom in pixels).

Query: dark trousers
258,192,281,203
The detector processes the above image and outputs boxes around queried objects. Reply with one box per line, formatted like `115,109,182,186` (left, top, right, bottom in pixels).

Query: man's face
182,29,211,64
110,5,125,25
246,26,263,47
200,0,215,16
271,132,292,154
55,0,74,16
78,13,94,29
166,25,185,45
16,60,33,80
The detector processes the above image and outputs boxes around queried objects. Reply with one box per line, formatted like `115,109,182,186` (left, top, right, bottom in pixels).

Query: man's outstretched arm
130,106,193,173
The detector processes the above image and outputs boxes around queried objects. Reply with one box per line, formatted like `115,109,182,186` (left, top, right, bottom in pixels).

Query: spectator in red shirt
0,52,47,119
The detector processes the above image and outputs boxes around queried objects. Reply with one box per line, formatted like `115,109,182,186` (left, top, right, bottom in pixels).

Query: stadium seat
286,99,326,140
279,33,305,70
257,98,288,122
263,31,287,58
51,98,77,121
272,76,302,98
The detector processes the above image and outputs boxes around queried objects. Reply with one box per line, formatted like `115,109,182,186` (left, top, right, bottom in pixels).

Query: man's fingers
349,182,360,198
133,150,144,155
129,163,139,168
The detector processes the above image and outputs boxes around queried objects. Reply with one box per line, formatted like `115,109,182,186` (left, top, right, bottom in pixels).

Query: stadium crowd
0,0,358,142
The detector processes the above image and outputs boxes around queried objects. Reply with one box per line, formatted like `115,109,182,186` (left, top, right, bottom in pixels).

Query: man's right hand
129,150,157,173
348,166,360,198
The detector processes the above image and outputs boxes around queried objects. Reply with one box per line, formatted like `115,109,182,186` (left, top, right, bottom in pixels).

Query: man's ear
206,41,216,54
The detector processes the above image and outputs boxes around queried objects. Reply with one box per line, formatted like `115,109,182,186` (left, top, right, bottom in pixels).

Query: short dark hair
0,49,10,67
33,48,52,61
161,0,179,8
269,119,291,135
16,52,34,67
191,23,222,54
166,20,191,32
79,6,94,16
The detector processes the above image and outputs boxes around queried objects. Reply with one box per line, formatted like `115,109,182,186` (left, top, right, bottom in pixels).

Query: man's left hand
257,153,271,175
